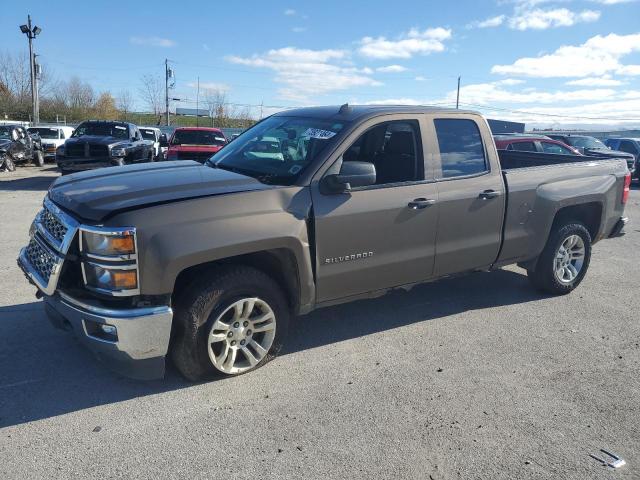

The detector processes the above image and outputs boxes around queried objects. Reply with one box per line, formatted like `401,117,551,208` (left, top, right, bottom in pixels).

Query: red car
494,134,581,155
166,127,228,163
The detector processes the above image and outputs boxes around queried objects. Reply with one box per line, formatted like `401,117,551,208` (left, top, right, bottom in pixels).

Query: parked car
166,127,227,163
546,134,636,176
139,126,163,161
56,120,155,174
18,105,630,381
0,125,44,168
605,138,640,180
494,134,581,155
28,125,75,162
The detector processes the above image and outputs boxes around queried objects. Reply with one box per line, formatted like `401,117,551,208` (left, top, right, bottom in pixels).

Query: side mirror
322,161,376,193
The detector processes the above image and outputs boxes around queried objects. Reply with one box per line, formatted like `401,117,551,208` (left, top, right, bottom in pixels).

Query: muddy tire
2,156,16,172
172,265,290,382
527,222,592,295
33,150,44,167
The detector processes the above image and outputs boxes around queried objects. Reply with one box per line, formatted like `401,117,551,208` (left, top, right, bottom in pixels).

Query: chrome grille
41,207,68,243
25,237,56,283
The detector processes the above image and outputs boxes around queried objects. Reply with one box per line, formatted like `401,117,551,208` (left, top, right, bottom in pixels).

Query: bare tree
139,74,163,115
117,89,134,120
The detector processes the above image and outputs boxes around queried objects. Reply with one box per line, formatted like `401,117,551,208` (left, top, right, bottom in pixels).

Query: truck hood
49,161,274,222
583,147,634,159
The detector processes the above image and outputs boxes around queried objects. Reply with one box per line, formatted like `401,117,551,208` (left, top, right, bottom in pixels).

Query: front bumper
57,156,123,172
18,254,172,380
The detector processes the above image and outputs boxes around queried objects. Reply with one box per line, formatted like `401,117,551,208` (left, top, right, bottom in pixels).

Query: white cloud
187,81,229,92
566,76,623,86
445,81,618,105
508,8,600,30
469,15,506,28
284,8,296,15
376,65,408,73
497,78,526,86
590,0,637,4
292,27,307,33
415,76,427,81
492,32,640,77
130,36,175,47
358,27,452,59
226,47,380,101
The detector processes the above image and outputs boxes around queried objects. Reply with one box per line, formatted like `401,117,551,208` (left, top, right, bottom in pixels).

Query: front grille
89,145,108,157
25,237,56,283
177,151,212,163
66,143,85,157
41,207,69,243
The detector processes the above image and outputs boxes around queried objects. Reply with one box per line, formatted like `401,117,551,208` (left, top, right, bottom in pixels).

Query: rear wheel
527,222,591,295
172,265,290,381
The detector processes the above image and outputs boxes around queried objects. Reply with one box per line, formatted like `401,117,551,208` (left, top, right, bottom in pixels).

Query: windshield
566,136,606,149
140,129,157,141
72,123,129,139
171,130,226,146
28,127,59,139
0,126,11,140
207,116,347,185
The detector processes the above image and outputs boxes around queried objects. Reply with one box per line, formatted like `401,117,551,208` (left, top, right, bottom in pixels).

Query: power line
457,102,640,122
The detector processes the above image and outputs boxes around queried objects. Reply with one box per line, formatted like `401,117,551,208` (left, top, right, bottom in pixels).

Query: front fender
107,186,315,309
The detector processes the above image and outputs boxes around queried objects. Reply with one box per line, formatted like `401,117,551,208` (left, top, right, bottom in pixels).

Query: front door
312,117,439,302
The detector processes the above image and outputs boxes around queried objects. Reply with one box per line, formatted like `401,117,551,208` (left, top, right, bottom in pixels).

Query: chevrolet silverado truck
56,120,154,174
18,105,630,381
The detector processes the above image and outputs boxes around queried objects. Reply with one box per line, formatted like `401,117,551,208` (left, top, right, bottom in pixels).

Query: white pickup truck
28,125,75,162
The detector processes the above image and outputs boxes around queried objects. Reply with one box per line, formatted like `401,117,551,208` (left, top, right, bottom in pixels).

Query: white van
28,125,75,161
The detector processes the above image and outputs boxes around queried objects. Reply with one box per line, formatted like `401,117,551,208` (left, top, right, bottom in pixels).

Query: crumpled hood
48,161,274,222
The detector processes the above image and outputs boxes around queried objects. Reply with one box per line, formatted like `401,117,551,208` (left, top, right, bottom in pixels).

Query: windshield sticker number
303,128,336,140
115,126,126,130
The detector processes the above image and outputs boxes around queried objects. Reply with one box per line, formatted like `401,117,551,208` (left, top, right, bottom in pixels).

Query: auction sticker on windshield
303,128,337,139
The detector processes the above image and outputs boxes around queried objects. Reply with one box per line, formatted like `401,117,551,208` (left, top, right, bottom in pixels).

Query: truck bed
495,151,628,267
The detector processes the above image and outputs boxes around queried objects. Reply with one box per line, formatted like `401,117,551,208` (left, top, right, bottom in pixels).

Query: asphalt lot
0,165,639,479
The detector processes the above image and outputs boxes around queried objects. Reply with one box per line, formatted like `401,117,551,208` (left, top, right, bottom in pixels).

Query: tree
117,89,133,120
139,74,163,115
203,88,227,125
93,92,118,119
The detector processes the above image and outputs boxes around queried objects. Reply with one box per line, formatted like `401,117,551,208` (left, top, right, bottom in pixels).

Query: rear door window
434,119,487,178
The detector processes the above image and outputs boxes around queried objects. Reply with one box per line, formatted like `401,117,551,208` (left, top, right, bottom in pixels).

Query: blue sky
2,0,640,128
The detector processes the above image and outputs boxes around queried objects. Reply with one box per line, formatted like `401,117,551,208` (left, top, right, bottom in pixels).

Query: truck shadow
0,175,58,192
0,269,543,428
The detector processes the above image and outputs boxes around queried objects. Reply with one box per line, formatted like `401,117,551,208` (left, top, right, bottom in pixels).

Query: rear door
430,116,505,276
311,115,439,302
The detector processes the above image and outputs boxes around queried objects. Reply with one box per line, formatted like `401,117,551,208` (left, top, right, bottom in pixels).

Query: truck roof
273,104,479,121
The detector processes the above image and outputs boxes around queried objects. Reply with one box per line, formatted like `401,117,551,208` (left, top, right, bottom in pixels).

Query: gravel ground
0,165,639,480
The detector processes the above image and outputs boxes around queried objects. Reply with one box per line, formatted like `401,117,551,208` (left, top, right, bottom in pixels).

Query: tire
527,222,592,295
2,156,16,172
172,265,290,381
33,150,44,167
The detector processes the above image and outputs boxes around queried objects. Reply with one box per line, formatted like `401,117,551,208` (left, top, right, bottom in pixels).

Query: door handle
408,198,436,209
479,189,501,200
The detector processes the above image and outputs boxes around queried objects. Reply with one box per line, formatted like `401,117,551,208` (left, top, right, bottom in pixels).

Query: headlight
81,230,136,257
80,227,139,295
111,147,126,157
83,263,138,291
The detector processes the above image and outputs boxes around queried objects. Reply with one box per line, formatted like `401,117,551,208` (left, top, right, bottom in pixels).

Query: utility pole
19,15,42,125
165,59,170,126
456,76,461,109
34,55,41,123
196,77,200,127
259,100,264,120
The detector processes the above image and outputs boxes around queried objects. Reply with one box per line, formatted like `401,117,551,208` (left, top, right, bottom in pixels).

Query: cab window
541,142,574,154
342,120,423,185
434,119,487,178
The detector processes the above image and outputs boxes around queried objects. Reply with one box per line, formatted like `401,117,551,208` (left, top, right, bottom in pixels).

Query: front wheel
172,265,290,381
527,222,592,295
33,150,44,167
2,155,16,172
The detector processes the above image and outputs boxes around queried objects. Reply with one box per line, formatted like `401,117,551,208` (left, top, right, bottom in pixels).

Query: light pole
20,15,42,125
